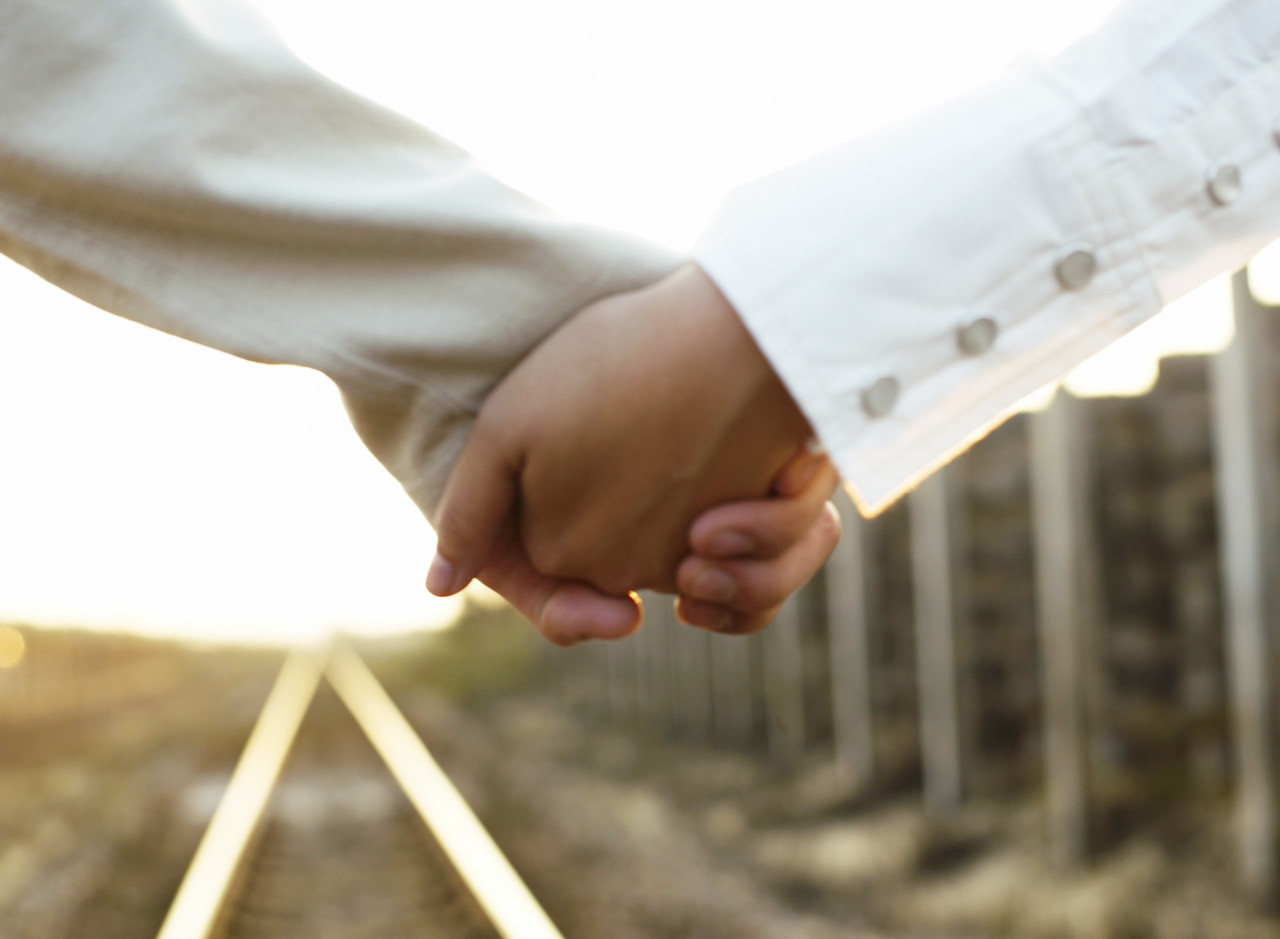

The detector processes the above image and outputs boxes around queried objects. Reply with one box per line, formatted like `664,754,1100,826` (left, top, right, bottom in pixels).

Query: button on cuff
1207,162,1243,207
862,376,900,419
1054,245,1097,291
957,317,998,356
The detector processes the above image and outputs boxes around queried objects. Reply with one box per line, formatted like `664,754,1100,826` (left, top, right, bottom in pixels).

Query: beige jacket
0,0,679,520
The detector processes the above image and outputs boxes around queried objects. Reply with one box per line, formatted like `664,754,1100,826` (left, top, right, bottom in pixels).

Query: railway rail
158,641,563,939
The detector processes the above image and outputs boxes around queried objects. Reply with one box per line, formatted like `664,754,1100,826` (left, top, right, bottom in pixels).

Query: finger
674,596,780,636
678,500,841,611
689,459,840,560
771,441,829,497
427,419,522,597
477,535,643,646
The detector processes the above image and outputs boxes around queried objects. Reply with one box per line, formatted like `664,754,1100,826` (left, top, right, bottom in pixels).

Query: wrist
648,263,803,436
687,264,813,450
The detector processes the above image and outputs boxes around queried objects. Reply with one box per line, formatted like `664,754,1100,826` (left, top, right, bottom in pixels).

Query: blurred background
6,0,1280,936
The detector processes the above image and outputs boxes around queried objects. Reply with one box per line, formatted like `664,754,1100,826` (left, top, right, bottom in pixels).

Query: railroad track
158,642,563,939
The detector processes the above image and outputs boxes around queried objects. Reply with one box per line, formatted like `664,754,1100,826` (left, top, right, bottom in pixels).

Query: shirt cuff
695,0,1280,514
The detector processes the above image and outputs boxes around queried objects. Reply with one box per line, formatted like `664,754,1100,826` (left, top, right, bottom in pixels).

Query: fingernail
713,610,737,633
706,530,755,558
691,568,737,604
426,554,462,596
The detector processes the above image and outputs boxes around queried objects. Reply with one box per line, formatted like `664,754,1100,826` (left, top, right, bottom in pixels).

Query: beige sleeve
0,0,680,519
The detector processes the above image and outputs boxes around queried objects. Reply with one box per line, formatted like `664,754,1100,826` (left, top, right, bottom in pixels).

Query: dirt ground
365,616,1280,939
6,623,1280,938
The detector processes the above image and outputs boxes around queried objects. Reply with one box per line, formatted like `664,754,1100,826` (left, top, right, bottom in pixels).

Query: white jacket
698,0,1280,512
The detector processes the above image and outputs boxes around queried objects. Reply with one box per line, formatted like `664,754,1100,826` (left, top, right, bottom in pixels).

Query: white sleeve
695,0,1280,514
0,0,680,519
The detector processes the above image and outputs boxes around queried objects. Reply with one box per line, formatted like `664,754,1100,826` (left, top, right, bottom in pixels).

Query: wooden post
826,491,876,790
633,591,671,731
604,639,632,723
651,599,707,740
1210,269,1280,898
632,607,650,724
672,618,713,741
763,596,806,766
710,632,755,746
1029,389,1099,867
647,596,674,734
910,467,966,813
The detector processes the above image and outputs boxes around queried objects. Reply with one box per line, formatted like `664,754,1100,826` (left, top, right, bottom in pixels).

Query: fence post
1211,268,1280,899
763,597,806,766
826,492,876,791
910,467,966,813
711,632,756,747
604,639,633,723
1029,389,1099,867
667,604,713,741
635,592,672,731
632,611,650,725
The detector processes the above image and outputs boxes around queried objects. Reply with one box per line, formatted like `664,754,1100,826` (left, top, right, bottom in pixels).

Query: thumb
427,420,521,597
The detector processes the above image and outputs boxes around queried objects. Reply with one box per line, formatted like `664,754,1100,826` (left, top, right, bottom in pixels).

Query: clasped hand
427,264,842,645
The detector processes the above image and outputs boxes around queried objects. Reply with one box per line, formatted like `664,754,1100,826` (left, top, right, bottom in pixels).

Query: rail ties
221,685,498,939
159,642,563,939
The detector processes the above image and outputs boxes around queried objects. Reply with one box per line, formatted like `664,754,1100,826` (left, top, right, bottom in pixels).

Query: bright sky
0,0,1249,643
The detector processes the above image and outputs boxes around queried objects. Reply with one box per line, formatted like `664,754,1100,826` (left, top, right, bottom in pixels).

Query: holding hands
427,264,841,645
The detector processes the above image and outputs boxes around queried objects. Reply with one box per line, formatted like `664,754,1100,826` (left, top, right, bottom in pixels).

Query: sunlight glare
1249,240,1280,306
3,0,1197,644
1065,276,1234,398
0,626,26,669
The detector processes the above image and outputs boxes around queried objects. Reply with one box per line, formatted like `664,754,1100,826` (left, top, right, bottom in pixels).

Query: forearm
696,0,1280,514
0,0,680,517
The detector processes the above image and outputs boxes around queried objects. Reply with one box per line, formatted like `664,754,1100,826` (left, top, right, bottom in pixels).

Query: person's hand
430,446,843,646
675,446,842,635
427,263,821,642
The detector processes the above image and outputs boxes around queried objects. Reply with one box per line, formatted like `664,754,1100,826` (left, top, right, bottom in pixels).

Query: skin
677,454,842,635
427,263,841,645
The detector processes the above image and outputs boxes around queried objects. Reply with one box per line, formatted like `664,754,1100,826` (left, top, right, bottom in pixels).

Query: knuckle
525,533,579,580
